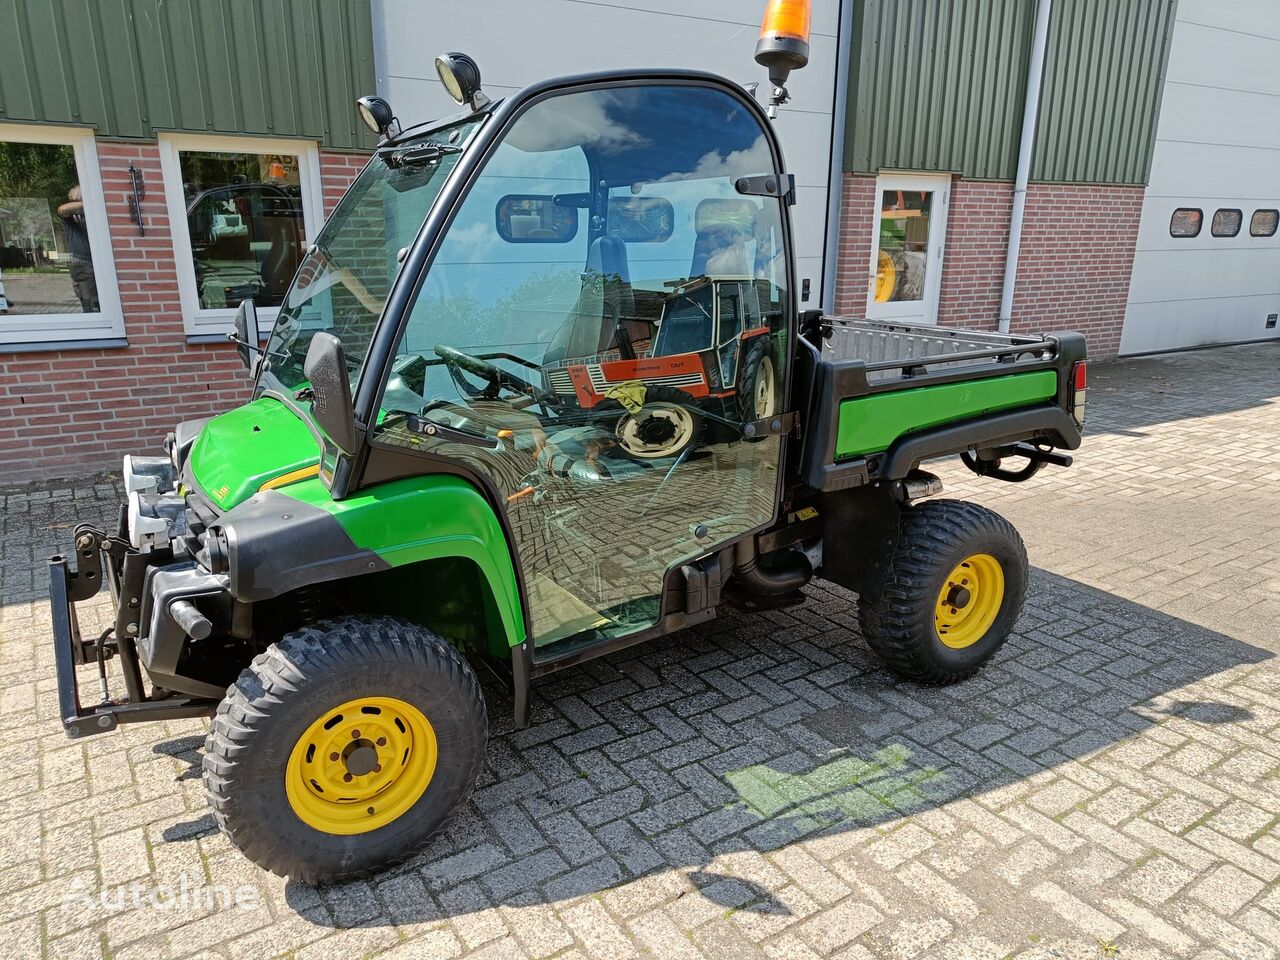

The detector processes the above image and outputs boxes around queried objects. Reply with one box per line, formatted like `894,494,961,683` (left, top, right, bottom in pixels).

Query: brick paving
2,341,1279,960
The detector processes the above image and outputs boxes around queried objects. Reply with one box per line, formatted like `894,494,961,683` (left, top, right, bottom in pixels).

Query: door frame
865,172,951,325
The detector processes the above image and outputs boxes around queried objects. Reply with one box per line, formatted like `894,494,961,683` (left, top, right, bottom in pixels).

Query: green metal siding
1031,0,1177,184
0,0,376,150
844,0,1177,185
845,0,1035,180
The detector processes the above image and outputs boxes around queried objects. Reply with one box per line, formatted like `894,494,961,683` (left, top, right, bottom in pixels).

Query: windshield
376,85,788,422
262,118,482,390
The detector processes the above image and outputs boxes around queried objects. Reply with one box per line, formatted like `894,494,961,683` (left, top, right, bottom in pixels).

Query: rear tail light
1070,360,1087,427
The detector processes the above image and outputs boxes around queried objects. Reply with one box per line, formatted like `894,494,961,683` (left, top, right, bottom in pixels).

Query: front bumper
49,526,218,739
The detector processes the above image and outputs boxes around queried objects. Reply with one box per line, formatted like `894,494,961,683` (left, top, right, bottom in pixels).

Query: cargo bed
823,317,1054,382
798,316,1086,493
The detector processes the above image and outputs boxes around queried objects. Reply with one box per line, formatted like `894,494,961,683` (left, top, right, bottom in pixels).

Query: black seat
543,235,635,365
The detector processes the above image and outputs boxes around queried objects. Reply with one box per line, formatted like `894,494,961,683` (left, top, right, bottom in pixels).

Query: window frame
158,133,323,338
1250,208,1278,238
1168,207,1203,239
1210,208,1243,239
0,123,125,347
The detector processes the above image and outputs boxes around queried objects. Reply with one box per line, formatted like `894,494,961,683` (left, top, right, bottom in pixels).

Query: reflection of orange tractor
543,275,780,458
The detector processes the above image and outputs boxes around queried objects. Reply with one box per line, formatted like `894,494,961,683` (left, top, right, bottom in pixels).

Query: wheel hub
636,413,677,444
934,554,1005,649
342,739,380,777
285,696,438,835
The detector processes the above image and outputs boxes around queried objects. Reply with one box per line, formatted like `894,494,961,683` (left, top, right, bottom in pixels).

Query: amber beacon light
754,0,811,116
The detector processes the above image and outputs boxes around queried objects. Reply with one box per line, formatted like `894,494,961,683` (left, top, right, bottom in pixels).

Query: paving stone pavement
1,341,1278,960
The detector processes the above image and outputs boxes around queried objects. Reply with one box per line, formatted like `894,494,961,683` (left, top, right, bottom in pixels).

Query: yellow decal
795,506,819,521
214,485,230,501
258,464,321,492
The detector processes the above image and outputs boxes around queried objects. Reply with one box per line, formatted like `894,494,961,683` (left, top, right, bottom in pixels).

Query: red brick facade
0,146,367,483
833,173,1142,358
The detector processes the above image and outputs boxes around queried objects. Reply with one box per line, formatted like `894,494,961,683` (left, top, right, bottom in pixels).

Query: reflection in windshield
262,119,480,391
373,84,791,650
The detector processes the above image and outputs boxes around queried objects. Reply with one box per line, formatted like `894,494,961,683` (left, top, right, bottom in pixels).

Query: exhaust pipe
733,538,812,597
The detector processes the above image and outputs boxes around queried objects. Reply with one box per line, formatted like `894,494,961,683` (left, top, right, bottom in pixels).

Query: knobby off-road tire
202,615,487,883
737,338,779,426
858,499,1028,684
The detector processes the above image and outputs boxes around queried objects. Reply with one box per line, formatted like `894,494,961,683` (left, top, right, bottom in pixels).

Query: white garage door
1120,0,1280,355
371,0,842,308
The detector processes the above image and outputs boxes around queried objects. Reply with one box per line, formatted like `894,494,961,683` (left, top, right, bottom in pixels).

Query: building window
0,126,123,346
1168,208,1202,238
160,135,322,337
1250,209,1278,238
1210,209,1242,238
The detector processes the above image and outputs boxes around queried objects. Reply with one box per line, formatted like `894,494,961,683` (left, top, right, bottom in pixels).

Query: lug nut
343,773,353,783
376,737,386,746
330,752,339,762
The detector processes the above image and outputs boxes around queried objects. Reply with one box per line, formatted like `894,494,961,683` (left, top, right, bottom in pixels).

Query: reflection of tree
0,143,78,254
408,268,585,352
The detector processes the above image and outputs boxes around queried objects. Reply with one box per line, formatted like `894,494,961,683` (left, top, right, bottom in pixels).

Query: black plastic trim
217,490,391,603
880,405,1082,480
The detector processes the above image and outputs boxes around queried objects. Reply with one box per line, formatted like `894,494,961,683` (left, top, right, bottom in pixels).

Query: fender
215,475,526,650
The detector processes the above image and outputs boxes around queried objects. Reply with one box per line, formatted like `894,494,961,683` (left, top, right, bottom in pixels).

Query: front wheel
202,616,487,883
858,500,1028,684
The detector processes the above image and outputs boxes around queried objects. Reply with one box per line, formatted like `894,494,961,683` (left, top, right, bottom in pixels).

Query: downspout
821,0,856,314
999,0,1053,334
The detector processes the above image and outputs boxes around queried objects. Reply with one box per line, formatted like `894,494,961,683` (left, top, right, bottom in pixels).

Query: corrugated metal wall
0,0,376,150
845,0,1177,185
845,0,1035,180
1032,0,1177,183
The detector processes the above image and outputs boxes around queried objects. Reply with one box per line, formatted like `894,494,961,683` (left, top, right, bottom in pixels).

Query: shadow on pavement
1083,342,1280,438
223,567,1274,927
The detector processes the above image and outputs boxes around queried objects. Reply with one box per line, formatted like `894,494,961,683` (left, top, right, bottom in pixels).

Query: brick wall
832,173,1143,358
0,145,367,483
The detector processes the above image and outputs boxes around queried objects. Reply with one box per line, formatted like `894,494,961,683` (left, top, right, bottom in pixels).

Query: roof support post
999,0,1053,334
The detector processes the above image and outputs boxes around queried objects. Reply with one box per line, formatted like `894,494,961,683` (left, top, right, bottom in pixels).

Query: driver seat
543,235,636,365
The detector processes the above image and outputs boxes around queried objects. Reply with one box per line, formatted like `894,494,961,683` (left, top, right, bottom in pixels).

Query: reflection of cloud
505,92,646,155
659,134,774,184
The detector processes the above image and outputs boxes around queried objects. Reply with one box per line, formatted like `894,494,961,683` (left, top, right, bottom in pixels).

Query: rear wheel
858,500,1027,683
737,338,778,425
202,616,487,883
603,386,704,459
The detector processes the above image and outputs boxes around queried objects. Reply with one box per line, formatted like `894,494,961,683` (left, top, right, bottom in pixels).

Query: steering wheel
432,344,546,401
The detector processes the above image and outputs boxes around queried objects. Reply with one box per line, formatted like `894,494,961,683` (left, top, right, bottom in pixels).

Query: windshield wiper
381,142,462,168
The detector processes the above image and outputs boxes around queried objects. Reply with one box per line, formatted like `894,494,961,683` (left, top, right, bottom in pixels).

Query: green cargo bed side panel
188,397,320,509
280,475,526,647
836,371,1058,459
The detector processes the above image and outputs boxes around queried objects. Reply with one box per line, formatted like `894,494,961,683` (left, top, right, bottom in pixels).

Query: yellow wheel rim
934,553,1005,649
285,696,437,835
875,250,897,302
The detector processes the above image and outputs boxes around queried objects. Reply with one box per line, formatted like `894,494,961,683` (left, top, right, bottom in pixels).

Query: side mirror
231,299,259,371
302,333,362,456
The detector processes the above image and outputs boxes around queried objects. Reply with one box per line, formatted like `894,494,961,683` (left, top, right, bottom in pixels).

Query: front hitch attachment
961,442,1073,483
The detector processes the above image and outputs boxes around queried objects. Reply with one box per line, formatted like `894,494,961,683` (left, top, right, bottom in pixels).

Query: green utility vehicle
49,36,1087,882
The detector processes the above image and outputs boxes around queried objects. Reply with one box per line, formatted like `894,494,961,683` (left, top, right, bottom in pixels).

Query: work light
355,96,398,141
435,52,488,110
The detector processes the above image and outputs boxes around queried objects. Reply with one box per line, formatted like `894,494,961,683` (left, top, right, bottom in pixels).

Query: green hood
188,397,321,510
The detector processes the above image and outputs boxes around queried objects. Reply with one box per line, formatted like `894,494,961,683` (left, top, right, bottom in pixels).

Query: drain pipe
821,0,856,314
998,0,1053,334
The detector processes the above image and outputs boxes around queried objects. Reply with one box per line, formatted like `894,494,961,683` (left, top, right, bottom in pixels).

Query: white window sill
0,337,129,354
